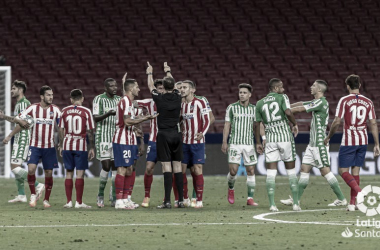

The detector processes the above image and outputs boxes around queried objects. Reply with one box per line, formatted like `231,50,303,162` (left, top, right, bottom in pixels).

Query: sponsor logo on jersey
36,119,53,125
182,114,194,120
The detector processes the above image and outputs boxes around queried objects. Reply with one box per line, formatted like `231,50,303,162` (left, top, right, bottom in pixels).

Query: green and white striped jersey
14,97,31,144
302,97,329,147
93,93,121,143
255,93,293,143
225,101,255,145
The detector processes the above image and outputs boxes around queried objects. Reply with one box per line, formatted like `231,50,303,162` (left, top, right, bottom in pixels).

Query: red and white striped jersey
181,97,210,144
113,96,137,145
336,93,376,146
21,103,61,148
59,105,95,151
137,99,157,142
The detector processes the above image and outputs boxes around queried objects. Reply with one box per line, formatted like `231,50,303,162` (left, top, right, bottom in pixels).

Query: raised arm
164,62,173,78
146,62,155,92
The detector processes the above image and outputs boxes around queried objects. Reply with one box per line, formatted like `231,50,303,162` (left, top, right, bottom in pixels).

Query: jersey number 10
65,116,82,134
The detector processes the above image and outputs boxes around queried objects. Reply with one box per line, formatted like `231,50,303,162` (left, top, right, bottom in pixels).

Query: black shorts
156,130,183,162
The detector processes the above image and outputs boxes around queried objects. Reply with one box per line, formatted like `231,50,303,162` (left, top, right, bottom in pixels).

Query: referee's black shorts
156,130,183,162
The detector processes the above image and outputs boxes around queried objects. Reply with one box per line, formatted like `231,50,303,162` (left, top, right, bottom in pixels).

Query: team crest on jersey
125,159,129,164
50,111,54,117
190,105,194,111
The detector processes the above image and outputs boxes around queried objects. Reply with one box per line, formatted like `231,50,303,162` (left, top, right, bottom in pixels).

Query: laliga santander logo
357,185,380,217
341,227,354,238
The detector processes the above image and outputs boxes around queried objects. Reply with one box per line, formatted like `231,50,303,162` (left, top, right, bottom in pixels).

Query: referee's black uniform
152,77,184,208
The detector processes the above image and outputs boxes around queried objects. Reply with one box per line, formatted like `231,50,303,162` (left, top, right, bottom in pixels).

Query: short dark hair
104,78,116,87
182,80,195,89
70,89,83,100
269,78,282,91
12,80,27,94
315,80,328,92
154,79,163,88
345,74,361,90
40,85,52,96
163,76,175,90
123,79,136,91
238,83,252,93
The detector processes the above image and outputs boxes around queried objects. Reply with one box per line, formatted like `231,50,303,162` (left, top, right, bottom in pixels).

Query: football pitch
0,176,378,250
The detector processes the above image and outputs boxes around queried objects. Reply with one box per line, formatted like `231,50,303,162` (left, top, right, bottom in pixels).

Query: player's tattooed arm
3,125,23,144
290,102,304,108
87,129,95,160
291,106,306,114
324,116,342,146
0,110,16,123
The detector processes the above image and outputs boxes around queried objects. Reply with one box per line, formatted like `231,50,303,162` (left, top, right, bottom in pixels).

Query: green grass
0,176,379,250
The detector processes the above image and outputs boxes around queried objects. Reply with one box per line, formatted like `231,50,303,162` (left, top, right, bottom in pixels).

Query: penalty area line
0,222,273,229
253,208,355,226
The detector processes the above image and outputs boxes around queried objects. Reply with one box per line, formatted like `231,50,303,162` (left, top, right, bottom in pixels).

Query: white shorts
302,145,330,169
96,142,114,161
11,143,29,165
228,144,257,166
265,141,296,163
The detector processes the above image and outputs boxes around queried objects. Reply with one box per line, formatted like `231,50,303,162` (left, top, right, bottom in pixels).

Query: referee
146,62,184,209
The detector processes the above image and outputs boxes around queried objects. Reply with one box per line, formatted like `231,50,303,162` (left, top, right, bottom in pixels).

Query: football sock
122,175,129,199
351,175,360,205
172,174,179,201
64,178,73,203
129,170,136,196
27,174,36,195
144,173,153,198
12,167,34,196
115,174,124,200
227,172,237,189
174,172,184,202
191,171,197,199
195,174,204,201
44,177,53,201
97,169,108,197
341,172,361,198
246,175,255,198
112,171,116,201
183,174,189,199
75,178,84,204
287,169,299,205
324,172,345,201
163,172,173,203
266,169,277,207
298,172,310,200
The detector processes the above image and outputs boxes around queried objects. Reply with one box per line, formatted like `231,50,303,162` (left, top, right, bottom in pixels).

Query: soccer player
137,79,165,208
59,89,95,208
280,80,347,207
147,62,184,209
324,74,380,211
180,80,211,208
0,80,45,203
113,77,157,209
14,85,61,208
255,78,300,212
221,83,259,206
93,78,121,208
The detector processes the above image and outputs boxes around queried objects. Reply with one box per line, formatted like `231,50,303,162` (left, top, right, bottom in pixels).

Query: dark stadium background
1,0,379,175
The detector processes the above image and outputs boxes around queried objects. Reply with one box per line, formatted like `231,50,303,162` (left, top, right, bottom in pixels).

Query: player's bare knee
319,167,330,176
76,170,85,179
44,170,53,177
246,166,255,176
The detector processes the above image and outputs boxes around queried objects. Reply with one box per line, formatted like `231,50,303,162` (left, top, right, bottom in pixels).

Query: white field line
0,222,272,229
253,208,356,226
